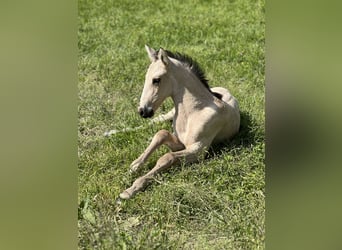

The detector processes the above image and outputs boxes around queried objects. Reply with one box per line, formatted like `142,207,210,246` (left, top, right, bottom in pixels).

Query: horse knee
155,129,170,142
158,152,176,166
133,176,148,190
146,152,179,177
156,129,170,138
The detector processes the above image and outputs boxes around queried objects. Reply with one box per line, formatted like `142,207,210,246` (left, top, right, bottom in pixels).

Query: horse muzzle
138,105,154,118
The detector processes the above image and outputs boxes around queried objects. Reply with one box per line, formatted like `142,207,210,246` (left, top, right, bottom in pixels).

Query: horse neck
169,61,214,113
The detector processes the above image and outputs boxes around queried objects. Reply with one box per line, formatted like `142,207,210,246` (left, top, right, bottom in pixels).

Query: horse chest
173,112,207,145
173,117,186,141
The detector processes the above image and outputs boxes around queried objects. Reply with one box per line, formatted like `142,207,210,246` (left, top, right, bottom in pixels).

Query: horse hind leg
120,143,204,199
120,152,177,199
129,129,184,173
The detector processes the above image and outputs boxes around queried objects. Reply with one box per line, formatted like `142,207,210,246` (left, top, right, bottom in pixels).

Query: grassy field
78,0,265,249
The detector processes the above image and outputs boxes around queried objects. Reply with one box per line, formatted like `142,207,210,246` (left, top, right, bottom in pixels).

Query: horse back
210,87,240,142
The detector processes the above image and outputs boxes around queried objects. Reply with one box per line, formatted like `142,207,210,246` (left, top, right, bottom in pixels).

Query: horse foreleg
150,108,175,123
121,143,204,199
130,129,184,172
104,109,175,136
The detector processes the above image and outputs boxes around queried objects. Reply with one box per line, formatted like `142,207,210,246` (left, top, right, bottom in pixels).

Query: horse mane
156,49,209,89
156,48,222,99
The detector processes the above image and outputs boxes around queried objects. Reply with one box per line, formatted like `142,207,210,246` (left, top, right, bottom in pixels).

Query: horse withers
119,45,240,199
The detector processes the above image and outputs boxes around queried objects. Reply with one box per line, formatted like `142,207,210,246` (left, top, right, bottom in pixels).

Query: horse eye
152,78,161,85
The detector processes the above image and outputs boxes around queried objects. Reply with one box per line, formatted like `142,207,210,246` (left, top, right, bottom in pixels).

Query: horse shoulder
179,107,218,143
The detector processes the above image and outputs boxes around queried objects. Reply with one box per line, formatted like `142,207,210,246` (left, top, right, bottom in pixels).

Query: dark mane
157,49,210,89
156,48,222,99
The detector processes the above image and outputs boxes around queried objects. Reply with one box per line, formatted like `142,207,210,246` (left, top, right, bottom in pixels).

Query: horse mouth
138,106,154,118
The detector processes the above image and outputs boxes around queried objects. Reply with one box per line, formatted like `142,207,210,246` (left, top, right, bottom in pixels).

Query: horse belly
213,106,240,143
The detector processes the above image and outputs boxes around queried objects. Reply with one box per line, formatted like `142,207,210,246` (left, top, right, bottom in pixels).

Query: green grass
78,0,265,249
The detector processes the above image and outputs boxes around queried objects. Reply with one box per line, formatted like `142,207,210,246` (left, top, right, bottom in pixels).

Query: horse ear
145,44,157,62
158,48,170,65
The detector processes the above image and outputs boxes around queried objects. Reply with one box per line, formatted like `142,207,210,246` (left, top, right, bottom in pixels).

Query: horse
119,45,240,199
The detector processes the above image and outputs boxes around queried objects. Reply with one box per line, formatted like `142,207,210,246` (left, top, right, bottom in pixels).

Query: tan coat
120,45,240,199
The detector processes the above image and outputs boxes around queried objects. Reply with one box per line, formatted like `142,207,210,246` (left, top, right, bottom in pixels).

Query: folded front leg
130,129,184,173
150,108,175,123
121,142,205,199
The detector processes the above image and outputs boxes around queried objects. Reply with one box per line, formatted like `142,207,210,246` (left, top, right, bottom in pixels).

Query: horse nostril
138,106,154,118
138,107,143,116
147,108,154,117
143,107,154,118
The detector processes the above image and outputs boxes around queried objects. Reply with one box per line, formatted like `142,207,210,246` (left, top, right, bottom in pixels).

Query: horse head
138,45,173,118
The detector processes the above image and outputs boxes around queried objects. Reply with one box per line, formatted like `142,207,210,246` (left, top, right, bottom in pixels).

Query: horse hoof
103,130,118,136
130,160,143,173
115,197,122,205
119,191,132,200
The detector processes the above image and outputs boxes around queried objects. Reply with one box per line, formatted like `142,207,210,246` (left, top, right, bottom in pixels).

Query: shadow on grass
131,111,261,174
119,110,263,199
207,110,261,158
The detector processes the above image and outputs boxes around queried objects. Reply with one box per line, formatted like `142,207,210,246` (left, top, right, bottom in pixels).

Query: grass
78,0,265,249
